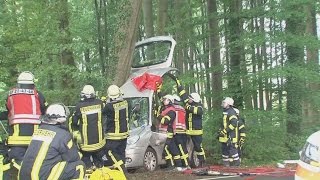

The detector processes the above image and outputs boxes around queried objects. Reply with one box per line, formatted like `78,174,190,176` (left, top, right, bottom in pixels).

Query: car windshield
126,97,149,130
300,142,320,164
132,41,171,68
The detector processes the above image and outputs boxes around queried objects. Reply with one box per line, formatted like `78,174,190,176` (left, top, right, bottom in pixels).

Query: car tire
190,150,200,168
143,147,158,171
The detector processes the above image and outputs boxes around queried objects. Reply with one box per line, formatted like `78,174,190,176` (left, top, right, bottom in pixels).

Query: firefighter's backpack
89,167,126,180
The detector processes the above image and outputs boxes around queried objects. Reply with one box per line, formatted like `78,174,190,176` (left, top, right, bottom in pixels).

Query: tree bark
113,0,142,86
156,0,168,35
207,0,223,110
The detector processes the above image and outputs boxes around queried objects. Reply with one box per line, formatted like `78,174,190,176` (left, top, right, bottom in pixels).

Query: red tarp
132,73,162,91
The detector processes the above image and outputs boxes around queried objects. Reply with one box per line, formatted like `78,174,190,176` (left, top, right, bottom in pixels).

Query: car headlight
127,135,140,145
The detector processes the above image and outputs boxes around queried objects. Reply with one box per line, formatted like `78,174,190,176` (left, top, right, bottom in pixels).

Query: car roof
120,67,177,98
307,130,320,146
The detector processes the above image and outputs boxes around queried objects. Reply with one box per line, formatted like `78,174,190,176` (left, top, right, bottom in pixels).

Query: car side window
300,142,320,164
128,97,149,130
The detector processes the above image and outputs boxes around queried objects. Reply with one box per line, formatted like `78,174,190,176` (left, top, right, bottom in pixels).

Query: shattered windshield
132,41,171,68
126,97,149,130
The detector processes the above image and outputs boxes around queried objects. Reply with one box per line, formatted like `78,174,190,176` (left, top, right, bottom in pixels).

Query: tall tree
285,0,305,135
156,0,168,35
113,0,143,86
207,0,223,110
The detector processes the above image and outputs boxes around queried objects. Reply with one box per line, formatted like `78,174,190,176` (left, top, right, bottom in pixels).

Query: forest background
0,0,320,165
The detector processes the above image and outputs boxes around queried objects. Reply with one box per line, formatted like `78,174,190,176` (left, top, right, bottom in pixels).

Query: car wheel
144,147,157,171
190,150,200,168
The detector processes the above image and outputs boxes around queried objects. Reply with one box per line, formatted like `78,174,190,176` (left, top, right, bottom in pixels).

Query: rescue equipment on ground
88,167,126,180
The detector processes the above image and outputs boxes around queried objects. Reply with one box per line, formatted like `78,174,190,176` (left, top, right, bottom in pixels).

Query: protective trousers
163,137,182,167
104,139,127,173
174,133,189,167
56,161,85,180
190,135,205,163
81,149,105,169
8,146,27,164
221,142,240,166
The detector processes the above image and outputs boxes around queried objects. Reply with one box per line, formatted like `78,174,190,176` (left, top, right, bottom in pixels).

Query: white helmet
172,94,181,102
189,93,201,103
81,85,95,98
223,97,234,106
17,71,34,84
107,85,122,99
234,107,239,115
43,103,70,124
163,94,174,103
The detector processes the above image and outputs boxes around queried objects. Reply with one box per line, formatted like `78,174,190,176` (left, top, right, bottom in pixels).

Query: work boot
231,160,240,167
222,161,230,167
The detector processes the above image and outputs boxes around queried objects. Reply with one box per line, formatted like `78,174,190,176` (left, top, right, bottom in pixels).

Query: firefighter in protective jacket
103,85,129,173
157,94,183,170
0,71,47,167
176,79,206,167
70,85,105,170
18,103,85,180
172,94,189,168
234,108,246,160
219,97,240,166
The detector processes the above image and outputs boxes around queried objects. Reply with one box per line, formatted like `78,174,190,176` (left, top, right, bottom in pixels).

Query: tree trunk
285,2,305,135
113,0,142,86
207,0,223,110
156,0,168,35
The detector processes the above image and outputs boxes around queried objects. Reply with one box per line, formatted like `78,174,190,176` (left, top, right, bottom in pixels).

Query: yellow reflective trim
223,115,227,129
179,90,186,96
167,132,173,138
115,109,120,134
228,124,235,130
239,125,245,129
76,164,84,180
186,130,203,135
82,114,88,145
48,161,66,180
67,140,73,149
7,136,32,145
106,132,128,140
194,107,198,114
240,133,246,137
219,137,228,142
98,111,102,142
161,116,170,124
68,116,73,132
178,144,189,166
164,145,174,166
31,142,50,180
13,124,19,136
188,113,192,130
173,155,181,160
229,115,237,120
80,141,106,151
108,150,124,172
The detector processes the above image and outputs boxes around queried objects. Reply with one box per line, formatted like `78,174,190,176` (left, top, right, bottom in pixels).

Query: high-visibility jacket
18,124,84,180
103,99,129,140
5,87,47,146
173,104,186,134
71,98,105,151
177,85,204,136
219,107,239,143
238,117,246,140
158,105,176,138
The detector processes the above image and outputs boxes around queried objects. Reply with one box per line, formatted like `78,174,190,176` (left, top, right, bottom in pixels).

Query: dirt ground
127,168,196,180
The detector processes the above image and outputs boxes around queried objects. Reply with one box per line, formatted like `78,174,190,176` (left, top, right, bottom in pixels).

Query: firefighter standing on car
233,108,246,161
157,94,183,171
103,85,129,173
70,85,105,171
18,103,85,180
219,97,240,166
176,79,206,167
0,71,48,169
172,94,190,169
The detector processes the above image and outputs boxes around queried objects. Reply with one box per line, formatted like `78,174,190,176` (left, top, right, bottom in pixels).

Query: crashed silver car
123,36,199,171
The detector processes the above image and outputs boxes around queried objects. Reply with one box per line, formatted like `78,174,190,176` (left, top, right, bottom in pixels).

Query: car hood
120,67,177,98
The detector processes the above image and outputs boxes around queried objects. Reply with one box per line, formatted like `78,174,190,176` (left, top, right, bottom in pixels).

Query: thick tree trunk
113,0,142,86
207,0,223,110
143,0,154,38
156,0,168,35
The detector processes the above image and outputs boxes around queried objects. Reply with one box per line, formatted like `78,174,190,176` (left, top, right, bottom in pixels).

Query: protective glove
185,103,191,110
239,138,245,148
219,129,227,137
156,82,162,93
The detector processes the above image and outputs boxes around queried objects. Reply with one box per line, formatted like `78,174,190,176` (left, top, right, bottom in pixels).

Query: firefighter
0,71,48,169
70,85,105,171
129,102,141,128
234,108,246,161
172,94,190,169
175,78,206,167
18,103,85,180
157,94,183,171
103,85,128,173
219,97,240,166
